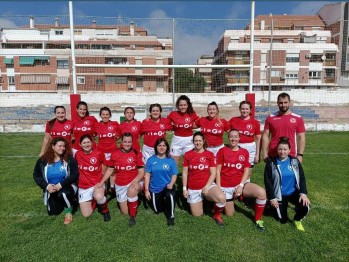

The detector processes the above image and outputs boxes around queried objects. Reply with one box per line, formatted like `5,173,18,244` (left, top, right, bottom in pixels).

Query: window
105,76,127,84
231,70,249,78
57,60,69,69
326,53,336,60
74,30,82,35
303,36,316,43
57,84,70,91
309,71,321,79
271,70,282,77
136,78,143,88
325,69,335,78
77,77,85,84
105,57,127,65
40,30,50,35
96,79,103,85
286,54,299,63
130,44,136,50
55,30,63,35
286,73,298,79
8,76,15,85
310,54,322,62
156,80,164,89
230,37,239,43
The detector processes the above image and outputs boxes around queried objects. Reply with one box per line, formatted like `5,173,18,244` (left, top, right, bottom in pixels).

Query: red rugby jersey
167,111,199,137
196,117,230,147
72,116,98,150
94,121,119,153
118,120,142,152
140,117,172,148
228,117,261,143
45,119,73,143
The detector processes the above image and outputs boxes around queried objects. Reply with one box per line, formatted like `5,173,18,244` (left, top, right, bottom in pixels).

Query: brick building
212,15,339,92
0,17,173,92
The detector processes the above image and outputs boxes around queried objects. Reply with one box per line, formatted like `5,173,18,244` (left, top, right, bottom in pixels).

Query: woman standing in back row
39,106,73,156
118,107,142,152
167,95,199,165
72,101,98,154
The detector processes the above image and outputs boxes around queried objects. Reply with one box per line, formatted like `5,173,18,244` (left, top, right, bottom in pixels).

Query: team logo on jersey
60,165,65,171
246,124,252,130
215,122,221,127
127,157,134,163
64,124,71,130
160,124,165,129
288,165,293,171
290,118,296,123
185,117,190,123
132,126,138,131
84,120,90,126
108,126,113,131
239,155,245,161
90,157,97,164
163,163,170,170
200,157,206,163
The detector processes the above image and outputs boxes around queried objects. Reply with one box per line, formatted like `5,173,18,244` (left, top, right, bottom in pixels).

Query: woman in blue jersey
33,137,79,225
144,138,178,226
264,137,310,232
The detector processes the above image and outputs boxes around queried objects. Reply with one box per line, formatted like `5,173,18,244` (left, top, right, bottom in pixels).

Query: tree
172,68,206,93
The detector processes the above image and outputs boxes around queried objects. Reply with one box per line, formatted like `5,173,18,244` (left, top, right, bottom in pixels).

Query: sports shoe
213,215,224,226
256,220,265,231
167,217,175,226
103,212,111,222
294,220,305,232
64,213,73,225
129,216,136,227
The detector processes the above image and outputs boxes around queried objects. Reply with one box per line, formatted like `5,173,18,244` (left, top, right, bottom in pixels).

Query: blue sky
0,1,335,19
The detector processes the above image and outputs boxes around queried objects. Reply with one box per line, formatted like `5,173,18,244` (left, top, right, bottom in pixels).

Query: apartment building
212,15,339,92
195,55,213,91
0,17,173,92
318,2,349,87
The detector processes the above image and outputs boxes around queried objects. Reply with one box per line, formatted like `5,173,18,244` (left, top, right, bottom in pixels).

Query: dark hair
80,134,93,145
277,92,290,102
193,131,209,149
41,137,71,164
239,100,253,110
277,136,291,149
228,128,240,136
149,103,162,113
121,132,133,141
124,107,135,115
76,101,90,116
176,95,195,115
154,138,170,157
207,101,222,123
48,106,66,131
99,106,112,117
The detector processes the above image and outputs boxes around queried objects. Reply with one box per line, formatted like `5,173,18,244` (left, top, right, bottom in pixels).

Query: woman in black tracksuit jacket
264,137,310,231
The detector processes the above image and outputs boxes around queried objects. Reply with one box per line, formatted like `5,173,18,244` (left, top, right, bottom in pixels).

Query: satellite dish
321,55,326,61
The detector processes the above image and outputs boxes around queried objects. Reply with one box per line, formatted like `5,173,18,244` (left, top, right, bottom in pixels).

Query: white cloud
149,9,170,19
289,1,333,15
0,18,17,29
226,2,250,19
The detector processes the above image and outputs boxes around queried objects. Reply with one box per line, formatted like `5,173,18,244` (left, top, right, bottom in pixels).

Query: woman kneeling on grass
97,133,144,227
33,137,78,224
182,132,226,226
216,129,267,231
144,138,178,226
75,135,111,222
264,137,310,232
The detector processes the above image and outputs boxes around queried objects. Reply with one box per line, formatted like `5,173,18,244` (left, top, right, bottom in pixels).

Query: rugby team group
33,93,311,232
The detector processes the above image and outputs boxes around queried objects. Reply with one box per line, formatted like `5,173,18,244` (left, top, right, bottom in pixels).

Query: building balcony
323,60,336,66
323,77,335,83
226,77,249,84
227,58,249,65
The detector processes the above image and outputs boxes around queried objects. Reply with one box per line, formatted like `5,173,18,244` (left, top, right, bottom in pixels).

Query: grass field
0,132,348,262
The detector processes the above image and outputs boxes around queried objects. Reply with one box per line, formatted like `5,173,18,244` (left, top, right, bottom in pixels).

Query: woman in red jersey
216,129,267,231
118,107,141,152
75,135,111,222
168,95,199,165
182,132,226,226
94,107,120,194
195,101,230,158
140,103,172,163
228,101,261,181
72,101,97,154
97,133,144,226
39,106,73,156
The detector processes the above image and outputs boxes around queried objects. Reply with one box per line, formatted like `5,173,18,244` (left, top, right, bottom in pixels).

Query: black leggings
47,185,76,216
149,187,176,219
276,190,310,223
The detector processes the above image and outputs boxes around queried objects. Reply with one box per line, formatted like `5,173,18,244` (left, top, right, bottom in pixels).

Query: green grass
1,132,349,261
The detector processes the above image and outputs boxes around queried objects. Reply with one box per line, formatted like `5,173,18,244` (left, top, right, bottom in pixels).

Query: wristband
183,186,187,191
297,153,304,157
238,183,244,188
